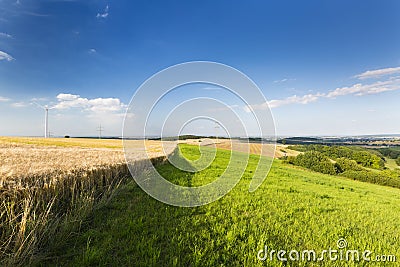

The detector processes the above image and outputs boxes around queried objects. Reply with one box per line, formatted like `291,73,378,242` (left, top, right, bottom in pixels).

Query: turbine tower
34,102,54,138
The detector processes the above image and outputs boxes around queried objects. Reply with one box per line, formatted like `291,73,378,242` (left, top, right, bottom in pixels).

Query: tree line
288,144,385,169
283,145,400,189
375,148,400,167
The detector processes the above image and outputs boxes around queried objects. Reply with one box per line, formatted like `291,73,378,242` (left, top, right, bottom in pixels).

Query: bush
283,147,400,190
335,158,363,173
289,145,385,170
340,169,400,189
292,151,337,175
396,157,400,166
377,148,400,159
287,145,307,152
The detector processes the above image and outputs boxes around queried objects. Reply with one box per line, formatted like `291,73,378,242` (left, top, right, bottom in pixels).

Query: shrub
287,145,307,152
284,146,400,190
292,151,337,175
289,145,385,170
377,148,400,159
335,158,363,173
340,169,400,189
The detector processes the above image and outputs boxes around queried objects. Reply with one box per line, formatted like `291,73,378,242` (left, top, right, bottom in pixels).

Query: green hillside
46,145,400,266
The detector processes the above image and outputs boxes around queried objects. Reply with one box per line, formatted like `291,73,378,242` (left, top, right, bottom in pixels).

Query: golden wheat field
0,137,173,180
0,137,175,265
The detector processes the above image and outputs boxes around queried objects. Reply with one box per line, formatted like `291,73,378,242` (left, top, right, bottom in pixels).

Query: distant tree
292,145,385,170
335,158,363,173
377,148,400,159
293,151,337,175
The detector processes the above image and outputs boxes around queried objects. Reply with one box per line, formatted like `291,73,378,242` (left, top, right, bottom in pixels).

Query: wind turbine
33,102,54,138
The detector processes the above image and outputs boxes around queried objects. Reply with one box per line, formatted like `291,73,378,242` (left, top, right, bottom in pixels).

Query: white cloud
56,93,79,101
250,74,400,110
268,93,322,108
0,51,14,61
0,32,12,38
354,66,400,80
89,48,97,54
207,104,240,112
87,98,125,112
54,93,127,113
273,78,296,83
31,97,49,102
326,78,400,98
274,78,288,83
0,96,10,102
202,86,222,91
11,102,27,108
96,5,109,18
246,93,322,111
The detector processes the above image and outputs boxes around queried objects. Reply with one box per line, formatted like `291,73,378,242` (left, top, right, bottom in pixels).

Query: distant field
182,138,299,158
0,136,123,149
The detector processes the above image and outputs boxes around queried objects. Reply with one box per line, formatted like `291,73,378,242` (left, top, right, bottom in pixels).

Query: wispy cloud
273,78,296,83
11,102,27,108
247,93,322,110
22,11,51,17
0,32,13,38
96,5,109,18
326,78,400,98
31,97,49,102
354,66,400,80
0,96,11,102
0,50,14,61
202,86,222,91
54,93,127,113
207,104,240,112
268,93,322,108
88,48,97,54
250,71,400,110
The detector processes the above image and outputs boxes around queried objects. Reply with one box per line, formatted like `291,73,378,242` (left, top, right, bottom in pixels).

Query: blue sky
0,0,399,137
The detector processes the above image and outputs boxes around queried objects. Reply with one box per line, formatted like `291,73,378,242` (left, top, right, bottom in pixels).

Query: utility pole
97,124,104,139
214,122,220,143
44,107,49,138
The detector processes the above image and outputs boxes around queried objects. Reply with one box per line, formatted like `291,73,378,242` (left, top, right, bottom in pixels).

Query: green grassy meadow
46,144,400,266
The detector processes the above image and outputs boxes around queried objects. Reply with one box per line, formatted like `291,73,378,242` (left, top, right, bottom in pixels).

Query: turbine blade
32,102,45,109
